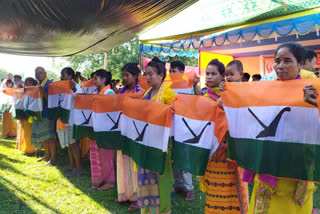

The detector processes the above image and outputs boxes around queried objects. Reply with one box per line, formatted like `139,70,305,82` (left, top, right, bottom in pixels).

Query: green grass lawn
0,122,319,214
0,123,205,214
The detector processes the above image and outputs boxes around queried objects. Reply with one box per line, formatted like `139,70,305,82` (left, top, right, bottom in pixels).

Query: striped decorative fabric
171,94,227,175
48,81,72,123
24,86,42,120
222,79,320,182
120,96,173,174
73,94,95,140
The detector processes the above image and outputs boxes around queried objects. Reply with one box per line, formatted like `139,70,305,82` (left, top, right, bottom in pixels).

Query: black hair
275,42,305,64
252,74,261,80
25,77,38,86
122,63,140,76
90,72,95,79
95,69,112,86
207,59,225,75
5,79,13,86
243,73,250,79
170,61,185,72
122,63,140,82
226,60,243,73
146,57,166,81
304,49,317,63
61,67,75,79
13,75,22,80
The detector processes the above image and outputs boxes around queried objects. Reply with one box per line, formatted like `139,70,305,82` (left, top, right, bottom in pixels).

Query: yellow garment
300,69,317,79
80,137,90,158
2,112,17,138
248,175,315,214
273,69,316,80
18,120,38,154
144,84,175,105
40,76,49,104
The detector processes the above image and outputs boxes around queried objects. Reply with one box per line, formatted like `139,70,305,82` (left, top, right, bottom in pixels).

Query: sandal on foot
97,183,114,190
128,202,138,212
185,190,194,201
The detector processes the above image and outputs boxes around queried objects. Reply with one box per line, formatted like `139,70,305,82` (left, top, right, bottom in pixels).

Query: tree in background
57,37,198,79
0,68,8,79
47,70,59,81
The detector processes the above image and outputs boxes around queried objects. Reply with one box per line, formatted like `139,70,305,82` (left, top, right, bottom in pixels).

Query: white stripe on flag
73,109,93,127
13,97,24,110
225,106,320,145
93,111,122,132
120,114,170,152
82,86,96,94
173,114,219,156
172,88,192,95
48,93,72,109
23,96,42,112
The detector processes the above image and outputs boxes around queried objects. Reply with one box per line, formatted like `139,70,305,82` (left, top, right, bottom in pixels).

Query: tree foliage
57,37,198,80
0,68,8,79
47,70,59,81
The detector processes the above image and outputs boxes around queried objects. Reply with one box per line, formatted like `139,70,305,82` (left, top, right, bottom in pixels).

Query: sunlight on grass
0,119,318,214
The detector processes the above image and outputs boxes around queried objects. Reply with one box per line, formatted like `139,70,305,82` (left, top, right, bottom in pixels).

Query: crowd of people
0,41,319,214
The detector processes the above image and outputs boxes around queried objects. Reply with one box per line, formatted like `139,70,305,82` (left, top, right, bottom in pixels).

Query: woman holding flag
203,59,249,214
90,69,116,190
116,63,144,212
137,57,175,214
242,42,316,214
57,67,82,175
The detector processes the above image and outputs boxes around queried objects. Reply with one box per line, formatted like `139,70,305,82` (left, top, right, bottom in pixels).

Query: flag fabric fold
73,94,95,140
81,78,96,94
24,86,42,120
92,94,124,150
222,79,320,182
0,88,14,112
171,94,227,175
48,81,72,123
11,88,25,119
138,76,150,91
164,73,194,95
120,97,172,174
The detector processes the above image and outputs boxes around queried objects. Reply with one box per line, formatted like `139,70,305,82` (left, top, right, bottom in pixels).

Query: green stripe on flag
172,138,210,176
95,131,121,150
24,110,42,121
15,109,26,120
48,107,70,123
73,125,95,140
121,135,166,175
227,136,320,182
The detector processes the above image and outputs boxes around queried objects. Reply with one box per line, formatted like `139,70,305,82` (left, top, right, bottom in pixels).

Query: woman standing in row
116,63,144,212
138,57,175,214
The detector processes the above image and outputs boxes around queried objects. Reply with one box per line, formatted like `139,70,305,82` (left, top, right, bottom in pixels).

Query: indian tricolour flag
222,79,320,182
164,73,194,95
81,78,96,94
120,97,173,174
73,94,95,140
48,81,72,123
11,88,25,119
0,88,14,112
171,94,227,175
24,86,42,120
92,94,124,150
